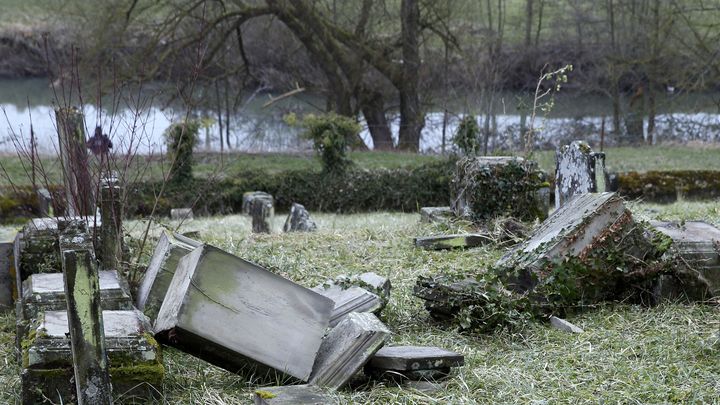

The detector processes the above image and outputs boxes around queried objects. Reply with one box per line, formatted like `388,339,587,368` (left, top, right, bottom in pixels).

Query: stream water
1,78,719,155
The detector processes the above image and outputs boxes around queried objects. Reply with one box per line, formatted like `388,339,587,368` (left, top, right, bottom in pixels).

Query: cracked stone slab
414,233,492,250
154,245,333,381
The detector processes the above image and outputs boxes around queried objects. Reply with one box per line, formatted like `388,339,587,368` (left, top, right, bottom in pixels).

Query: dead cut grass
0,203,719,403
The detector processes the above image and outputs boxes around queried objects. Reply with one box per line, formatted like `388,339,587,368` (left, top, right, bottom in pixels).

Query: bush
453,115,481,155
165,120,200,185
301,113,361,174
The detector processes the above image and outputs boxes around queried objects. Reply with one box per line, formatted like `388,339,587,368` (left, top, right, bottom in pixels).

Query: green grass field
1,201,718,404
3,145,720,188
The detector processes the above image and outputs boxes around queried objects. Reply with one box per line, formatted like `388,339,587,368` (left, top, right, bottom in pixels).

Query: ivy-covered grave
413,192,716,332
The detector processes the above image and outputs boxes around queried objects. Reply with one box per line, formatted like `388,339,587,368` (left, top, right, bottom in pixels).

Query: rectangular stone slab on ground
21,310,163,404
414,233,492,250
136,231,201,321
154,245,334,381
367,345,464,371
312,284,382,327
254,385,331,405
309,312,390,390
21,270,133,320
650,220,720,299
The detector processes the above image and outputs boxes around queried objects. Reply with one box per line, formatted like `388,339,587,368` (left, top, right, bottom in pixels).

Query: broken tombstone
136,231,202,322
283,203,317,232
555,140,607,209
549,316,584,333
419,207,454,224
154,244,334,381
450,156,550,222
254,385,331,405
414,233,492,250
313,272,392,325
171,207,194,221
364,345,464,381
309,312,390,390
250,196,274,233
21,310,163,404
650,220,720,301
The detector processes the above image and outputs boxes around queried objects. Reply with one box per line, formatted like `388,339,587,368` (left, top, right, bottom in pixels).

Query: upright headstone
37,188,53,217
283,203,317,232
60,236,112,404
56,107,93,216
554,140,606,209
0,233,14,308
243,191,273,215
250,197,273,234
99,175,123,271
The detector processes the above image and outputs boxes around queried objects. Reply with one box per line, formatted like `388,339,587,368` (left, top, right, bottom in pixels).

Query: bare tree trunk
360,90,394,150
398,0,423,151
525,0,534,47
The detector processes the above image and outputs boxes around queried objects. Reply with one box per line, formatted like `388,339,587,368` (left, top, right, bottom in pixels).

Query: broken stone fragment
21,310,163,404
419,207,453,224
154,245,333,381
554,140,606,209
367,345,464,371
170,208,194,221
312,284,381,327
317,272,391,308
413,277,482,321
650,220,720,301
414,233,492,250
254,385,331,405
309,312,390,390
283,203,318,232
136,231,202,322
549,316,584,333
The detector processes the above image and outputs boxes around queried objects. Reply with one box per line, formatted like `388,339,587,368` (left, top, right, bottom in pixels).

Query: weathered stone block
250,197,274,233
651,220,720,300
243,191,274,215
0,234,15,308
170,208,194,221
367,345,464,372
154,245,334,381
254,385,331,405
309,312,390,390
414,233,491,250
419,206,453,224
555,140,606,209
312,284,382,327
549,316,584,333
21,310,163,404
136,231,201,321
22,270,133,320
283,203,317,232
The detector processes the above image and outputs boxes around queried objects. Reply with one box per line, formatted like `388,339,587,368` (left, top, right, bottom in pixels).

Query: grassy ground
1,201,718,403
3,145,720,187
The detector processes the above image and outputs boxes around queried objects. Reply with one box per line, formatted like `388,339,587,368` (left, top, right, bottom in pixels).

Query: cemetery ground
0,202,719,403
2,145,720,187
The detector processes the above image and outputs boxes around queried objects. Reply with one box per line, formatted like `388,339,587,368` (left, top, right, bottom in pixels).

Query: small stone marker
37,188,53,216
309,312,390,390
365,345,464,381
0,234,14,308
21,310,163,404
650,220,720,300
312,284,382,327
60,247,112,405
414,233,492,250
549,316,584,333
243,191,274,215
136,231,201,322
419,206,453,224
283,203,317,232
249,196,274,234
555,140,606,209
154,245,334,381
170,208,194,221
254,385,331,405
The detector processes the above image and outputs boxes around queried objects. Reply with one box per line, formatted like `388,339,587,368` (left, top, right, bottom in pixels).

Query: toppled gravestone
136,231,201,322
364,345,464,381
419,207,454,224
451,156,550,221
415,192,671,332
650,220,720,301
308,312,390,389
312,272,391,326
555,140,607,209
154,244,334,381
254,385,331,405
21,310,163,404
283,203,317,232
414,233,492,250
